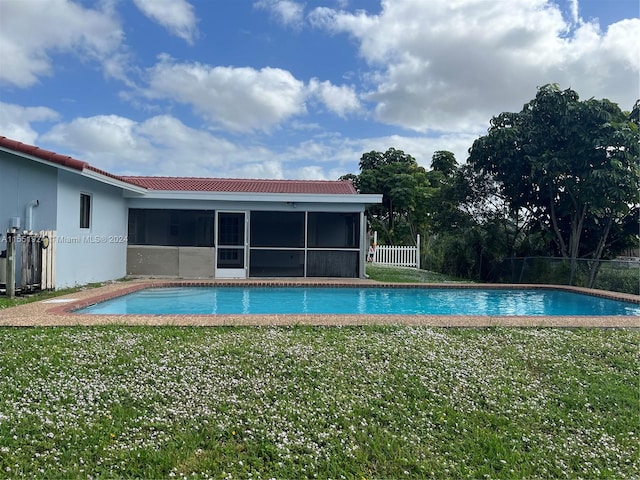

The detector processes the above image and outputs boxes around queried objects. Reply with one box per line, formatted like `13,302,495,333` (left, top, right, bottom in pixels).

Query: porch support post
304,211,308,278
360,211,367,278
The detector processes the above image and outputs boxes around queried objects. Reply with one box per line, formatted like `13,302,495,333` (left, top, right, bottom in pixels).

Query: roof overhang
0,145,147,195
79,168,148,194
123,189,382,205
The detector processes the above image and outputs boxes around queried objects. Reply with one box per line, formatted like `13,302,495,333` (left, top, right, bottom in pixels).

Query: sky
0,0,638,180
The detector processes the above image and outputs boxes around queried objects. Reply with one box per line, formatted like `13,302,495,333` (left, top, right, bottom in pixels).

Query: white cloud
231,160,285,179
41,115,155,172
0,0,123,87
292,165,328,180
40,114,287,178
254,0,305,29
132,0,198,44
43,115,140,153
601,19,640,68
569,0,579,24
135,115,285,177
0,102,59,145
279,130,479,180
308,79,362,117
309,0,640,133
142,56,307,132
139,58,366,133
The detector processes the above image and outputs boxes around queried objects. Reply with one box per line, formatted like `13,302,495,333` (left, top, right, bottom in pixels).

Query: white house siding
0,152,58,233
54,170,128,288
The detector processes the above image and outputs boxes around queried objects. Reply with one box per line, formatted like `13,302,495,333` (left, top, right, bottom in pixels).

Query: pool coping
1,279,638,328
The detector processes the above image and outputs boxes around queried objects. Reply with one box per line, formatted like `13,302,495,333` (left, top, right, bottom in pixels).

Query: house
0,136,382,289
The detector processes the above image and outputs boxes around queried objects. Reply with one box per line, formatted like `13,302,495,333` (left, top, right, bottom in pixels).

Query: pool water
77,287,640,316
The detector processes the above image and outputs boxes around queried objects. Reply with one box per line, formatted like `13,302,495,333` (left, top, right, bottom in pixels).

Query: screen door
215,211,247,278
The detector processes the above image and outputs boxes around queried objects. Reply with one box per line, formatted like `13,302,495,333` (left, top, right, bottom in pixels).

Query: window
127,209,214,246
307,213,359,248
217,212,244,246
250,211,304,247
80,193,91,229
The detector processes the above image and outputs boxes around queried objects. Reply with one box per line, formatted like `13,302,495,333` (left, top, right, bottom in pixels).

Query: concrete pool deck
0,278,638,328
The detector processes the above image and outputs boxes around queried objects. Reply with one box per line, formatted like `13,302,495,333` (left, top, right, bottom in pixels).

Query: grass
366,265,462,283
0,287,83,310
0,326,638,479
0,281,125,310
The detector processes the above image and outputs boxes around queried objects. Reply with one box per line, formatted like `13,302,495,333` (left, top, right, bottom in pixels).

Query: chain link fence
491,257,639,295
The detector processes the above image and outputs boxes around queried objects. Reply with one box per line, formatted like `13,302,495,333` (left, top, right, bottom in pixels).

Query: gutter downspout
25,199,39,232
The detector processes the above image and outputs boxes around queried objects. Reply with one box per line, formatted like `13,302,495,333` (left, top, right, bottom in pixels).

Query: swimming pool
76,286,640,316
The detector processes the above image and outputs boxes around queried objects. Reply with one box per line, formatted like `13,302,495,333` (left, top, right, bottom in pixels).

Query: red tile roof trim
121,176,357,194
0,136,88,171
0,135,358,195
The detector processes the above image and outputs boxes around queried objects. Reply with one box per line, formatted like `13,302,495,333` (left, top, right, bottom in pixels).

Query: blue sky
1,0,638,180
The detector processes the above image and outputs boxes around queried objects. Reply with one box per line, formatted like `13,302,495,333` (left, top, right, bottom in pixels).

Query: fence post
416,234,420,270
373,231,378,263
6,229,16,298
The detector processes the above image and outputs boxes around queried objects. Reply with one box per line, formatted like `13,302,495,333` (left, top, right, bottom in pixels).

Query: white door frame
215,210,247,279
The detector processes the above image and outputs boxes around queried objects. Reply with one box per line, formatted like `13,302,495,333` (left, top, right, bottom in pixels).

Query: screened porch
127,209,363,278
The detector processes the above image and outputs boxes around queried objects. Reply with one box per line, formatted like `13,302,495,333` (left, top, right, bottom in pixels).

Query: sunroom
123,178,382,279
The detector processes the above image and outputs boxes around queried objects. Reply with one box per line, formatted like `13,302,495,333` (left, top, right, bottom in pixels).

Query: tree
631,99,640,127
430,150,458,176
423,151,471,233
468,84,640,285
341,148,429,244
423,156,535,280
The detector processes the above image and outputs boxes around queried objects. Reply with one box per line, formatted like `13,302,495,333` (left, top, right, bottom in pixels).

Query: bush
592,264,640,295
491,257,639,295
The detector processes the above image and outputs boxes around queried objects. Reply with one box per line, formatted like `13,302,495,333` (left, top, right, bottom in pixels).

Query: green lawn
0,326,637,479
0,284,101,310
366,264,463,283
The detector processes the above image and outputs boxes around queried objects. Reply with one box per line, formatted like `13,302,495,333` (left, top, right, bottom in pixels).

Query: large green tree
342,148,429,244
468,84,640,285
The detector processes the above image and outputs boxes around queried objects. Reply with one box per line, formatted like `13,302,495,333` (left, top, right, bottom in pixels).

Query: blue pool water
77,287,640,316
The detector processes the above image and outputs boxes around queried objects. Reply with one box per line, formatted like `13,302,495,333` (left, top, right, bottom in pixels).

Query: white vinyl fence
370,232,420,269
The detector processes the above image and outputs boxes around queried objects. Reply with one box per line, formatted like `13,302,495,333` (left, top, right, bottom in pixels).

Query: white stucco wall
54,170,128,288
0,152,58,233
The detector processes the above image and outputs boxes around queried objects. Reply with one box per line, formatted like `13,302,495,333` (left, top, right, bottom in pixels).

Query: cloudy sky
1,0,638,180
